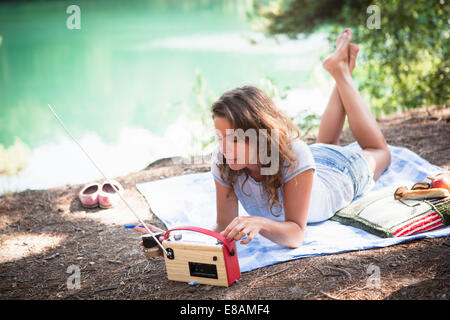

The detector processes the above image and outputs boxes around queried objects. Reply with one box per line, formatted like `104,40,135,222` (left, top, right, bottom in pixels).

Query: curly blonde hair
211,85,302,216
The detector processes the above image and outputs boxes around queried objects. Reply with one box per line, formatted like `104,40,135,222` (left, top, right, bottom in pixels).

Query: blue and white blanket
136,143,449,272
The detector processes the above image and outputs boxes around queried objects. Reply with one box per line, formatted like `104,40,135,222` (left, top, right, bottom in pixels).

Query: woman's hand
134,223,164,235
220,216,265,245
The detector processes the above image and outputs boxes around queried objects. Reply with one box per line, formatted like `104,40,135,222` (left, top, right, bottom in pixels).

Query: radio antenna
48,104,168,256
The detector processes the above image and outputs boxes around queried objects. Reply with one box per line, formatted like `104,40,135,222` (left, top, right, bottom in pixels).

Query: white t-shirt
210,139,354,223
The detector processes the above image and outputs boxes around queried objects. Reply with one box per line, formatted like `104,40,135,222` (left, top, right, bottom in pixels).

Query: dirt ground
0,106,449,300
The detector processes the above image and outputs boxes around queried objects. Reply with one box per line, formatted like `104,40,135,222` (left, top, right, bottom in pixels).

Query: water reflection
0,0,330,193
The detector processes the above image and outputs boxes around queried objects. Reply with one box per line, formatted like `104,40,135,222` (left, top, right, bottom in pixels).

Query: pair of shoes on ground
78,180,124,209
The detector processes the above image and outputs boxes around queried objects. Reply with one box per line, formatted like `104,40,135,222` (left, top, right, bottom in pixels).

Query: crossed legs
317,28,391,180
317,43,359,145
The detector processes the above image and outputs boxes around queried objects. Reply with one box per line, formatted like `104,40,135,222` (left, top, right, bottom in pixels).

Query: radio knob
174,233,182,241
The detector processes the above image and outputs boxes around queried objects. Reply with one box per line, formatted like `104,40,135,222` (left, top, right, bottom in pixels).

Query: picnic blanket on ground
136,143,450,273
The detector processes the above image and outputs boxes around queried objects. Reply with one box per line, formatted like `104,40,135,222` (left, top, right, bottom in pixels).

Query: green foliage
257,76,290,100
257,77,321,136
292,112,321,137
183,70,218,156
250,0,449,115
0,137,31,176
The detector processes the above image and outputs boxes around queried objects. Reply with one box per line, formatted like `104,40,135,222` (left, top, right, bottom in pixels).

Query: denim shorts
309,143,375,199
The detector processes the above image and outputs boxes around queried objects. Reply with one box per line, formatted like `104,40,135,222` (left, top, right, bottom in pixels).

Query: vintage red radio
142,226,241,287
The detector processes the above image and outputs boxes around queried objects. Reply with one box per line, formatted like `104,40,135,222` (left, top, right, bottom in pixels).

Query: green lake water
0,0,331,193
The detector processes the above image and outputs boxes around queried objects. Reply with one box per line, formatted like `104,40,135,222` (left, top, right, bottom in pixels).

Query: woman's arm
222,168,314,248
211,179,239,233
263,168,314,247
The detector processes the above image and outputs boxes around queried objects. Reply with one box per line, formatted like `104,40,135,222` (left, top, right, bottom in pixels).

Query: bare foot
349,43,360,74
323,28,352,76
